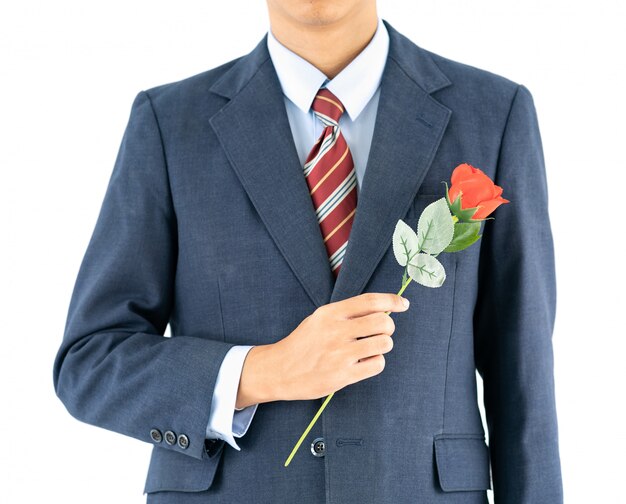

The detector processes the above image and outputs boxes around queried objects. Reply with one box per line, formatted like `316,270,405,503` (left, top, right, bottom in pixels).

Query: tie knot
311,87,345,126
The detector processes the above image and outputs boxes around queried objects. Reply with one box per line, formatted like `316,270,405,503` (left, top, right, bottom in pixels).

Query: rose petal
471,168,499,190
472,197,509,219
450,163,476,185
456,178,495,209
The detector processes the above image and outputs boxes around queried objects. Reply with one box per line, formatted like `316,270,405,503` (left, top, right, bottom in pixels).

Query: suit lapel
209,38,336,309
330,21,453,302
209,20,453,309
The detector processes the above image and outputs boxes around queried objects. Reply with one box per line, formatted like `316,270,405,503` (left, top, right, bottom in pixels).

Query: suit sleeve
52,90,237,461
206,345,259,450
473,84,563,502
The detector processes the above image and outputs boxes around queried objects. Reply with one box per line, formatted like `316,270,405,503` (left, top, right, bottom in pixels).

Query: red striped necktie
304,87,358,278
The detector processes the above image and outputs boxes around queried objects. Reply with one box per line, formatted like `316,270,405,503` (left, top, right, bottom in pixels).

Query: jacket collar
265,17,389,121
211,19,451,99
209,19,453,308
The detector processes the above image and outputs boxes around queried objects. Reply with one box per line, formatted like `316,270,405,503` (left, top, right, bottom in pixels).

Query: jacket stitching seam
441,256,459,432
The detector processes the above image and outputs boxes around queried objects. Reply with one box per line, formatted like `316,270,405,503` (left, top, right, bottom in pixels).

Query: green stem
396,274,413,298
283,274,414,467
283,391,334,467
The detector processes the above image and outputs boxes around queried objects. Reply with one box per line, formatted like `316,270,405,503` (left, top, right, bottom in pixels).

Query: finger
334,292,409,319
344,311,395,340
353,354,386,377
352,334,394,362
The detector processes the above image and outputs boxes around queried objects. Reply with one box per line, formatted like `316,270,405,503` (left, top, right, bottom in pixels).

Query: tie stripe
315,94,344,112
308,144,350,195
314,168,357,222
304,88,358,277
303,129,339,175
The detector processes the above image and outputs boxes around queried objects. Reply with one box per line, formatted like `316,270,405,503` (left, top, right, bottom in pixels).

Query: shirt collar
266,17,389,121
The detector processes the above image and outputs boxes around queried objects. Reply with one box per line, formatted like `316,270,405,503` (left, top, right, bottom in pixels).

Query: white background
1,1,625,502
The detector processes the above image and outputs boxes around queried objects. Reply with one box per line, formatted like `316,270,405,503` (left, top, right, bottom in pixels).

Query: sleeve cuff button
164,430,177,445
150,428,163,443
177,434,189,449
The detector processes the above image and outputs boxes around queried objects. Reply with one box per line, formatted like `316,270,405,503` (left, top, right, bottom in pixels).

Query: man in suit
53,0,563,502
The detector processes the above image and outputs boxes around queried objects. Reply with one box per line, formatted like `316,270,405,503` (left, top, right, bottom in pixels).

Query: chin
270,0,367,27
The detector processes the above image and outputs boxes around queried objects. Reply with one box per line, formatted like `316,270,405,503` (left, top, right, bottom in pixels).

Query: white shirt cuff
206,345,259,451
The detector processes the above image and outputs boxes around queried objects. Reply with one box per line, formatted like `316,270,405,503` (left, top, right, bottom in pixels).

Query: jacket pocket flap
434,434,491,492
143,440,225,494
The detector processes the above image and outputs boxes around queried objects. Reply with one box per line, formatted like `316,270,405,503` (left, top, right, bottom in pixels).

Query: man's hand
235,293,410,409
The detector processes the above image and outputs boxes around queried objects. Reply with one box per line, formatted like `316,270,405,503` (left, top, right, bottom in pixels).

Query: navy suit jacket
53,19,562,504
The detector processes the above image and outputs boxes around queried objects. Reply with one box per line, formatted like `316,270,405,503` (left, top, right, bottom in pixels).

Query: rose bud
445,163,510,221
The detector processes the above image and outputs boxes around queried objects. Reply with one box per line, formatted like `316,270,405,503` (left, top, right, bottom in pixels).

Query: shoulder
427,47,522,99
132,55,244,117
386,19,534,120
415,46,536,124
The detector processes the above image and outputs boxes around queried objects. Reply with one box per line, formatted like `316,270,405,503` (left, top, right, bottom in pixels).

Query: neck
267,5,378,80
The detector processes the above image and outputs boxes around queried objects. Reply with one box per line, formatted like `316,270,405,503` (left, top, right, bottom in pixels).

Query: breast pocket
368,191,458,361
405,191,445,219
398,191,457,290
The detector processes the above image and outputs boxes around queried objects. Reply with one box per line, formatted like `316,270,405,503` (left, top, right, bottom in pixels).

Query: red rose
448,163,510,220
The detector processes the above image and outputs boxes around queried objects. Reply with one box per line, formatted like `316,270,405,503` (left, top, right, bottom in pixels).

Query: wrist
236,343,281,408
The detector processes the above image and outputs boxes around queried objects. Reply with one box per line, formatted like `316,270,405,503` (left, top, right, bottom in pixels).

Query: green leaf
407,253,446,288
443,222,482,252
392,219,419,267
417,197,454,255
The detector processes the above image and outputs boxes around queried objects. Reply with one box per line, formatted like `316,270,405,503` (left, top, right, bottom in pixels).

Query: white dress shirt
206,17,390,451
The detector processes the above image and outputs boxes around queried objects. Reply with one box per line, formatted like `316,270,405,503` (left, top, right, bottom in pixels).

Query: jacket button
310,437,325,457
177,434,189,450
164,430,177,445
150,428,162,443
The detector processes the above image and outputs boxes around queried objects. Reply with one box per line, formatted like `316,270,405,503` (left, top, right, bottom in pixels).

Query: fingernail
402,297,410,308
